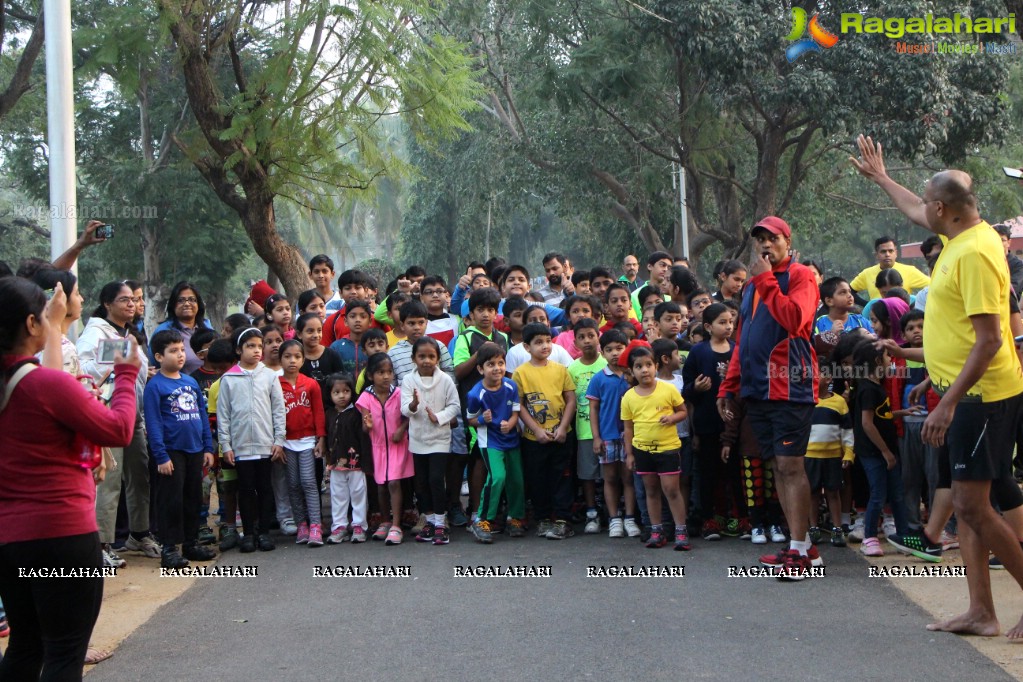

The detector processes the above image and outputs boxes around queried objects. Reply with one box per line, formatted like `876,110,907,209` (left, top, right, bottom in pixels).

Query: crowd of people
2,135,1023,678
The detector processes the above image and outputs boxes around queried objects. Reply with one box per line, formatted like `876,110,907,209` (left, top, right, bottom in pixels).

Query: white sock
429,514,439,527
436,514,447,529
841,513,851,526
790,538,811,556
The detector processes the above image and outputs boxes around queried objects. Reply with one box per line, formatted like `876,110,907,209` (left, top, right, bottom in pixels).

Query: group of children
140,252,953,569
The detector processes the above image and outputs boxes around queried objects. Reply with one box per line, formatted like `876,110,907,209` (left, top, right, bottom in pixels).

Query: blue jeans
861,456,908,539
633,473,672,526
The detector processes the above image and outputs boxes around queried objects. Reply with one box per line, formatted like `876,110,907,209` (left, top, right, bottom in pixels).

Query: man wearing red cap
717,216,821,579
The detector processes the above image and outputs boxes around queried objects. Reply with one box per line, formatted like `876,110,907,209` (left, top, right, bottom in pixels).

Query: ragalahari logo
786,7,839,62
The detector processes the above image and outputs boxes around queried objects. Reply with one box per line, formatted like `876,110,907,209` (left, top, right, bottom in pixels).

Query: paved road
90,530,1009,682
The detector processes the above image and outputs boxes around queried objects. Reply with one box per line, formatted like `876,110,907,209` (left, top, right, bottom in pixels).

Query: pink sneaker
860,537,884,557
308,523,323,547
350,525,367,543
296,522,310,545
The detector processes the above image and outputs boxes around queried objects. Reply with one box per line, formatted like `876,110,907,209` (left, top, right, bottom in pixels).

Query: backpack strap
1,363,37,413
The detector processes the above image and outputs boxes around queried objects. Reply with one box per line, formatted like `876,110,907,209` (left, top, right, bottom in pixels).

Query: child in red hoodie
279,340,326,546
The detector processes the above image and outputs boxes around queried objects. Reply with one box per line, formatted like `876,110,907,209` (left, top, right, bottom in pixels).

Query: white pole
44,0,77,272
678,163,689,259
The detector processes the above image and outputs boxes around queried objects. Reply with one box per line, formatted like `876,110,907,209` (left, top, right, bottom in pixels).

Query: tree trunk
243,196,311,298
139,219,166,333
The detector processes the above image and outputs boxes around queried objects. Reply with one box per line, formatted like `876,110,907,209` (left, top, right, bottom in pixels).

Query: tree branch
822,191,901,211
0,4,43,121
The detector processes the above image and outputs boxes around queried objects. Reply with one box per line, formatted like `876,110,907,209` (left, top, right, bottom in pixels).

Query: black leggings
414,452,449,516
236,458,275,536
157,450,204,547
0,532,103,682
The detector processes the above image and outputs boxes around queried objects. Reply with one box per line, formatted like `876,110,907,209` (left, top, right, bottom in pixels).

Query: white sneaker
102,545,127,569
848,518,865,543
584,512,600,534
608,518,625,538
751,527,767,544
623,517,642,538
769,525,786,543
281,519,298,536
125,533,162,558
881,517,896,538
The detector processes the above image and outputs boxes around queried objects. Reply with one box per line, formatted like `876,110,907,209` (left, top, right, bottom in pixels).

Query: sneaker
674,528,691,551
219,527,239,551
761,545,824,568
449,505,469,527
239,535,256,553
702,518,722,541
608,518,625,538
941,531,960,551
328,527,349,544
990,555,1005,570
738,519,753,540
881,517,896,538
197,525,216,546
507,519,525,538
751,527,768,545
471,520,494,544
460,480,470,497
722,517,741,538
350,526,367,543
830,526,847,548
0,618,9,638
125,533,162,559
623,517,642,538
848,517,865,543
416,523,437,543
535,519,554,538
433,526,450,545
411,514,428,535
257,534,276,551
546,520,574,540
887,533,941,563
373,523,392,541
308,524,324,547
860,537,883,557
769,525,787,543
808,527,822,545
296,522,310,545
645,529,667,548
102,545,127,569
160,545,189,570
281,519,298,536
776,549,814,581
584,511,600,534
385,526,403,545
182,543,216,561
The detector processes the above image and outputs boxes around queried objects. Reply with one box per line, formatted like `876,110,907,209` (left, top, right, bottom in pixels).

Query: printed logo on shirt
169,388,201,423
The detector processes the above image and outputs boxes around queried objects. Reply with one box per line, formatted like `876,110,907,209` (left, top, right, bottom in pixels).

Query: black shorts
632,447,682,476
679,437,694,477
745,400,814,460
949,392,1023,482
805,457,842,491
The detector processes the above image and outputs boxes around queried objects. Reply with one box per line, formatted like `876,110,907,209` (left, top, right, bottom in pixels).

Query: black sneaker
415,523,436,543
887,532,942,563
257,534,276,552
160,546,190,569
639,525,652,543
219,527,240,551
545,520,575,540
239,535,256,553
197,525,216,546
808,526,822,545
183,543,217,561
830,526,847,548
433,526,450,545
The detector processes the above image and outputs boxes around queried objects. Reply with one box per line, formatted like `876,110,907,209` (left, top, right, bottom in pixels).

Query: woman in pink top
0,278,140,680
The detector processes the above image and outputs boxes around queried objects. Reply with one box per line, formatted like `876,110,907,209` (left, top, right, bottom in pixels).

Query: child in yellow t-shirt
621,344,688,550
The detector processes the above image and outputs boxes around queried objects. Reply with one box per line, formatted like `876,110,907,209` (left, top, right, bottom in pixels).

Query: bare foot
1006,614,1023,642
927,610,1000,637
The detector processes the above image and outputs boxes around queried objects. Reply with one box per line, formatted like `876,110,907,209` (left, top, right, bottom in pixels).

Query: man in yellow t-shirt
849,236,931,300
511,322,576,540
852,134,1023,640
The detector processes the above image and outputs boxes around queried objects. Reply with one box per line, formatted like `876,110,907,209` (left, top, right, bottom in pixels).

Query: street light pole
44,0,77,271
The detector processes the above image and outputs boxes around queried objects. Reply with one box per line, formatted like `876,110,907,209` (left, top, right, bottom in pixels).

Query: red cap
617,339,652,368
246,280,277,311
751,216,791,238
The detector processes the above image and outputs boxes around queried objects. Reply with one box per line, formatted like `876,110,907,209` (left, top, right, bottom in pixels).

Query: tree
0,0,44,122
157,0,481,297
438,0,1012,262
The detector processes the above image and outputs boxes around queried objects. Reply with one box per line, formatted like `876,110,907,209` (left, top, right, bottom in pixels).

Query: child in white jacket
400,337,460,545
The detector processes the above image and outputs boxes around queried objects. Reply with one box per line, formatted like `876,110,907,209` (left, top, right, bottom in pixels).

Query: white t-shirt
505,342,574,375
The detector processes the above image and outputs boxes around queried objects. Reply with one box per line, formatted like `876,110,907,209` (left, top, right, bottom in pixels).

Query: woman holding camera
0,277,140,680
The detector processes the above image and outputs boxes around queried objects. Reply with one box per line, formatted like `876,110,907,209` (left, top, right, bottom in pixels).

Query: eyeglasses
114,296,136,304
421,289,446,297
177,297,198,304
